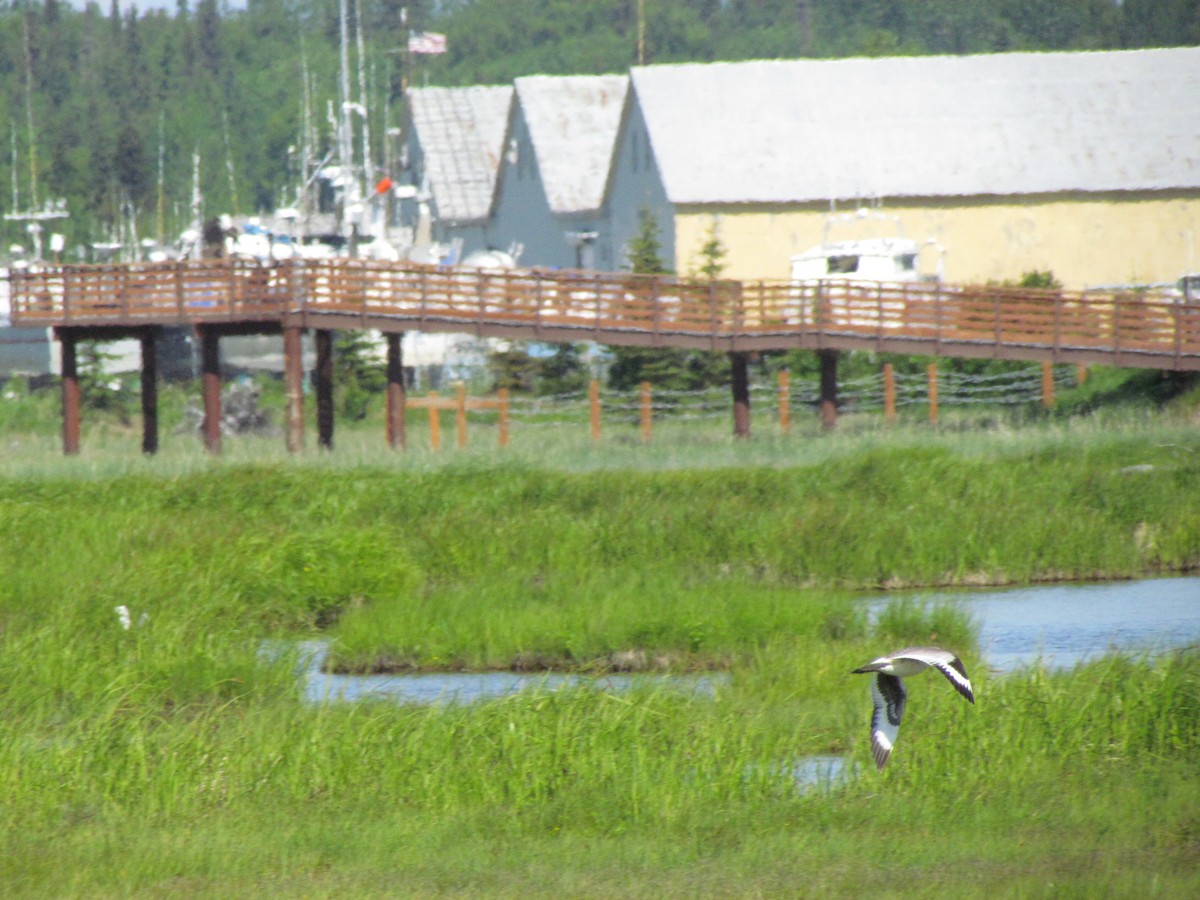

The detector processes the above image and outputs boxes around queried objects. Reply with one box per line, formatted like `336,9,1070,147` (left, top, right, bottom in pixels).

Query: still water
289,641,726,706
872,575,1200,673
273,576,1195,793
284,576,1198,706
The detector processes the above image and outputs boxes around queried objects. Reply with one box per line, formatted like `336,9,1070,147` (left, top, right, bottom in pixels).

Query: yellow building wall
674,192,1200,290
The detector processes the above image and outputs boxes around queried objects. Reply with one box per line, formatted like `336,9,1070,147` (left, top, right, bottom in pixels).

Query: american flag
408,32,447,55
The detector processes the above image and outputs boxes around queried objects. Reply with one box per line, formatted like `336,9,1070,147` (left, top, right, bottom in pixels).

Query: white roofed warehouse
606,48,1200,289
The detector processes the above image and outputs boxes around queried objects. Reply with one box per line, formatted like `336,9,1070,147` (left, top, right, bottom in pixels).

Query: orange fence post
498,388,509,448
1041,361,1055,408
428,391,441,451
883,362,896,424
640,381,652,443
455,381,468,448
927,362,939,425
1076,363,1089,386
778,369,791,433
589,379,602,442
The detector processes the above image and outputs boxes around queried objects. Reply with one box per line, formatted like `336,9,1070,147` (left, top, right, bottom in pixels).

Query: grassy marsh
1,408,1198,896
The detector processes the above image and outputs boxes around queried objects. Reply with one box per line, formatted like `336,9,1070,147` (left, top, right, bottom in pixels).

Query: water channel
277,576,1197,792
884,575,1199,673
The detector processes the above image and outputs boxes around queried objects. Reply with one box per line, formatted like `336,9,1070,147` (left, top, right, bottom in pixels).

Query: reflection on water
870,576,1200,672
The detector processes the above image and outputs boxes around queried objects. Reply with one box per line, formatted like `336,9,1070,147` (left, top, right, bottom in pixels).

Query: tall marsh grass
1,419,1198,895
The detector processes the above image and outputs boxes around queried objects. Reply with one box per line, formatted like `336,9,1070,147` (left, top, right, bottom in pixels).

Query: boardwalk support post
284,325,305,453
818,349,839,430
59,329,81,456
730,351,751,438
200,327,222,454
386,332,406,450
139,329,158,455
314,329,334,450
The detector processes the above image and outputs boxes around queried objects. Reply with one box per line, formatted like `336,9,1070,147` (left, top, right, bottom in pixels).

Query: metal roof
629,48,1200,205
513,74,628,214
408,85,513,223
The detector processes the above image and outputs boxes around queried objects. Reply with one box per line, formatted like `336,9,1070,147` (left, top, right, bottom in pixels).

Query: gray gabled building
399,85,513,262
488,74,628,270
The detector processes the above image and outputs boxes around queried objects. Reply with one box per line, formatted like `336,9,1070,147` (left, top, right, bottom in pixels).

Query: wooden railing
7,258,1200,369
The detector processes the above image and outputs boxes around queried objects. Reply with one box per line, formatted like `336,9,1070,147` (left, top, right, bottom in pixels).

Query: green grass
0,406,1198,896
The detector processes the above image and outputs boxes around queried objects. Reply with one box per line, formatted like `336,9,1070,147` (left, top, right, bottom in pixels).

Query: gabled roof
629,48,1200,205
407,85,512,223
512,74,628,214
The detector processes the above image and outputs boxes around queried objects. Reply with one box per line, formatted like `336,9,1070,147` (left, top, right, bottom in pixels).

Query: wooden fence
408,363,1072,451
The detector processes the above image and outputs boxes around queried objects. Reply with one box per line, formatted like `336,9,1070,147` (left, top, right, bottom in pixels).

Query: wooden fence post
927,362,939,425
778,369,790,433
1041,361,1055,408
1076,364,1089,386
589,379,601,442
455,381,468,448
883,362,896,424
498,388,509,448
640,381,652,443
428,391,441,451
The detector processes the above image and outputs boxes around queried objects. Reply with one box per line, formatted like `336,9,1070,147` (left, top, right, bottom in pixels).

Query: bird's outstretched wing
891,648,976,705
869,673,906,770
928,656,975,704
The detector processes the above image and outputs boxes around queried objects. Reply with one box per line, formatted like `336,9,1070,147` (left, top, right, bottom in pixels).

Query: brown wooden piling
59,330,80,456
314,329,334,450
818,349,839,430
139,331,158,455
386,332,406,450
730,351,751,438
283,326,305,453
1041,361,1055,408
199,328,222,454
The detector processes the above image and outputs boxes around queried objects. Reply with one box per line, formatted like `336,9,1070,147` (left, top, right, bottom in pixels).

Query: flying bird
851,646,975,770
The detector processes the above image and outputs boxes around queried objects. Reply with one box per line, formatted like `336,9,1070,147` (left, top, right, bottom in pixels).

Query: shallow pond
873,575,1199,673
283,576,1198,706
270,576,1196,793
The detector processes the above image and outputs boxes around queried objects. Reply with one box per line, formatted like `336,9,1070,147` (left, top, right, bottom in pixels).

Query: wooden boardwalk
9,257,1200,370
5,257,1199,454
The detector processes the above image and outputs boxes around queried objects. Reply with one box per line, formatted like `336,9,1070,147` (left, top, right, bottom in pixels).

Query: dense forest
0,0,1197,258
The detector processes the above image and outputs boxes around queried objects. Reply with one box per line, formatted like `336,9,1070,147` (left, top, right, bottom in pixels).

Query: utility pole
637,0,645,65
